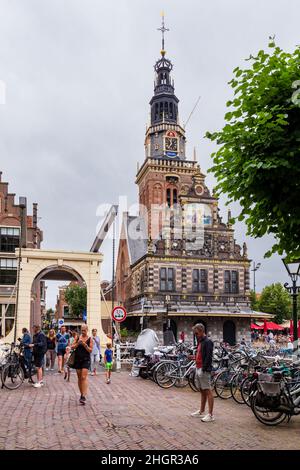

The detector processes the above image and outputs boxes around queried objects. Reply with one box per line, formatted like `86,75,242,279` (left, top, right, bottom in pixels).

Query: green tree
258,283,291,323
206,40,300,258
64,284,87,318
42,308,54,332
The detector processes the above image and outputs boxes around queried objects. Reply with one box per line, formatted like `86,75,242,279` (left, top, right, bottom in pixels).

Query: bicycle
154,357,196,389
1,342,36,390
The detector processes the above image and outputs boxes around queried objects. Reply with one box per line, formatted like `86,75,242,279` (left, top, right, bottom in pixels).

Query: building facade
116,28,269,345
0,171,43,338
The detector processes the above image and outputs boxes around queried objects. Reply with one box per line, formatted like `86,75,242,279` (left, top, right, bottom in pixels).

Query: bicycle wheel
155,362,178,389
214,369,234,399
241,376,255,407
188,369,199,392
174,375,189,388
1,363,24,390
231,371,246,404
251,392,287,426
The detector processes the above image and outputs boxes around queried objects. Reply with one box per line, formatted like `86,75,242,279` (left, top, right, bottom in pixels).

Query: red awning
265,321,284,331
251,323,263,330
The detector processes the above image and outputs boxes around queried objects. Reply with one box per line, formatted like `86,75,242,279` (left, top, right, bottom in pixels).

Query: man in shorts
30,325,47,388
190,323,215,422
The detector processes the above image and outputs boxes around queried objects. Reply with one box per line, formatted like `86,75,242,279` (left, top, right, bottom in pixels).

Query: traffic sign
58,319,64,328
112,306,127,323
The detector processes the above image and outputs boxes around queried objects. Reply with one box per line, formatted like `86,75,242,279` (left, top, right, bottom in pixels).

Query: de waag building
115,24,269,345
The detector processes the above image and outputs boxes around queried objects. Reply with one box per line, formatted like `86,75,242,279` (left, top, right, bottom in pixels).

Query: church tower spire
144,14,186,160
150,14,179,127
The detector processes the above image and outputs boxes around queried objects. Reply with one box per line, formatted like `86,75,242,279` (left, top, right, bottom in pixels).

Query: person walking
104,343,113,384
90,328,101,376
46,329,56,371
20,327,33,382
29,325,47,388
64,331,79,381
190,323,215,422
56,325,70,373
71,325,93,405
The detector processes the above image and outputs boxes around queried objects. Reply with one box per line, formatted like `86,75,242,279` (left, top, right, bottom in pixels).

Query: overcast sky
0,0,298,308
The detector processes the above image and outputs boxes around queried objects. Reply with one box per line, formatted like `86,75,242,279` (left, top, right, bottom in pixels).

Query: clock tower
116,16,258,347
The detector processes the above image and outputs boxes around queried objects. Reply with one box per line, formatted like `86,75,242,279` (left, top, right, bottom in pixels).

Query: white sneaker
201,414,215,422
33,382,42,388
40,381,45,386
191,410,206,418
45,368,49,371
50,368,54,371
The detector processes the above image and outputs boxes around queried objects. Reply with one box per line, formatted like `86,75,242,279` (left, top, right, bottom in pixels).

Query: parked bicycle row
131,326,300,425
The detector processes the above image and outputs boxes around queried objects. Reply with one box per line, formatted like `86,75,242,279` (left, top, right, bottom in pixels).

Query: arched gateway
5,249,108,348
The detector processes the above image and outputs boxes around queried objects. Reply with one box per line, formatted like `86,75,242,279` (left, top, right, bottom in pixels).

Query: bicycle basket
258,373,273,382
257,381,282,397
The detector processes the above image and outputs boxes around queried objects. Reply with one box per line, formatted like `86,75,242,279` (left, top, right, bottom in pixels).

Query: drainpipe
33,203,38,248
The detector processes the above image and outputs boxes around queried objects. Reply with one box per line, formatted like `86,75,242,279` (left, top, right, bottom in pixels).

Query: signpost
58,319,64,329
112,306,127,323
111,306,127,372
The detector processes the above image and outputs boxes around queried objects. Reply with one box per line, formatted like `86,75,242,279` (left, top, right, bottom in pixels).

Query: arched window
170,102,174,119
164,102,169,119
166,188,171,207
166,188,178,208
153,184,162,204
159,102,163,120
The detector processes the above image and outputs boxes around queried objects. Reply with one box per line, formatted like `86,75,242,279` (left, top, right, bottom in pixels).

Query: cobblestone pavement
0,370,299,450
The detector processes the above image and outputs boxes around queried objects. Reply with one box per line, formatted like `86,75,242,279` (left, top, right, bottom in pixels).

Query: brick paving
0,369,299,450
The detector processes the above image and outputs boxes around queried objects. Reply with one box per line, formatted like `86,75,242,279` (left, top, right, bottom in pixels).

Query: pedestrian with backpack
29,325,47,388
56,325,70,373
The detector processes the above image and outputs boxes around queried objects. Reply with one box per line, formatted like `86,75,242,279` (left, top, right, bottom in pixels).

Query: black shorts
57,348,66,357
73,360,90,370
34,354,45,368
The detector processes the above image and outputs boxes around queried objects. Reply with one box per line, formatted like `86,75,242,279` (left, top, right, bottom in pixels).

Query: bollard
116,342,121,373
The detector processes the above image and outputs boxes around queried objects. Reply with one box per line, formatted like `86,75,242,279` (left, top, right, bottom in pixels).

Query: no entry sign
112,306,127,323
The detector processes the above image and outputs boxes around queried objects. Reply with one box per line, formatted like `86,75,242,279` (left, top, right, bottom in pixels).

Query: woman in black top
71,325,93,405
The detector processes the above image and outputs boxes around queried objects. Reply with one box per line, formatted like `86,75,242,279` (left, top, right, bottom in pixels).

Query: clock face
165,137,178,152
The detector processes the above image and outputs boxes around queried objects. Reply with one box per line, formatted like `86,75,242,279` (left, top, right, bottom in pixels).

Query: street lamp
14,197,27,343
283,258,300,353
251,261,261,295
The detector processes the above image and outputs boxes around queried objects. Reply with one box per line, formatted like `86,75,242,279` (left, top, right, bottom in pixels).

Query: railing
115,342,136,365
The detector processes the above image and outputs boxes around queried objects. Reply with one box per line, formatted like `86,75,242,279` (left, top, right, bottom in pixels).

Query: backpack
41,332,48,354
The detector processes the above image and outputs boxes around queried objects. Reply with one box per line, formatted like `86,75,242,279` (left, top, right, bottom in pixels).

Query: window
173,189,177,205
167,188,171,207
192,269,208,293
0,258,18,285
164,102,169,119
159,102,163,120
160,267,175,291
231,271,238,293
63,306,70,318
166,188,177,208
0,227,20,253
224,270,239,294
140,270,145,293
0,304,15,337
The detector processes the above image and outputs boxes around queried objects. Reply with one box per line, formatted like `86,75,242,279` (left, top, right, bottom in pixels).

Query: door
223,320,236,345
